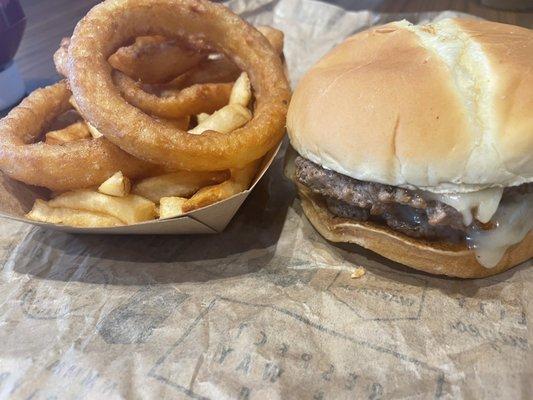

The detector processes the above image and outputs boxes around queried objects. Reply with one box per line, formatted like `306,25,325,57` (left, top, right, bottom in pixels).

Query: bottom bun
299,187,532,278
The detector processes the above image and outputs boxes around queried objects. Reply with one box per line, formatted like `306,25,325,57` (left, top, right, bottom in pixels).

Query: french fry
159,197,187,219
98,171,131,197
26,199,124,227
180,180,245,212
69,97,104,138
229,72,251,107
47,190,157,224
181,158,262,213
231,158,263,186
132,170,230,203
45,121,92,145
188,104,251,135
86,123,104,139
196,113,210,124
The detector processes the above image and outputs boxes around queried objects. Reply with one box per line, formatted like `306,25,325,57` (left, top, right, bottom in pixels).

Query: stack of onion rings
66,0,290,171
54,22,287,127
54,37,236,120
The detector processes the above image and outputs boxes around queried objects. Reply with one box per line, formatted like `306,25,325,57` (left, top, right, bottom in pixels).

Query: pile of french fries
26,73,262,227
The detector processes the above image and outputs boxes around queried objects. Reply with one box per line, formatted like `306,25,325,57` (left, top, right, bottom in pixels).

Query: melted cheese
423,187,503,225
466,193,532,268
422,187,532,268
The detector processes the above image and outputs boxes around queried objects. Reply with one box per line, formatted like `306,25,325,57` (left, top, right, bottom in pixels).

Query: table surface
14,0,533,92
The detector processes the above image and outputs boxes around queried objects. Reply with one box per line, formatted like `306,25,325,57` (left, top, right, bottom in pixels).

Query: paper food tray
0,144,281,234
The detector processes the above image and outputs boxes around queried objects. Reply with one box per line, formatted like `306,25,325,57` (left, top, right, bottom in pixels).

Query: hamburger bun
288,18,533,193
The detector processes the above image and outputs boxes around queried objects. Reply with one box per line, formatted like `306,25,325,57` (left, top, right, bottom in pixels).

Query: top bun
287,18,533,193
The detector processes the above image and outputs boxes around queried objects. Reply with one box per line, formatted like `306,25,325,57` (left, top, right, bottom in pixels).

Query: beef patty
295,156,530,242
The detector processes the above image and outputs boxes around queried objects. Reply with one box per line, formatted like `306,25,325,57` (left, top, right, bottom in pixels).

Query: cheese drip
423,187,503,225
422,187,531,268
466,192,532,268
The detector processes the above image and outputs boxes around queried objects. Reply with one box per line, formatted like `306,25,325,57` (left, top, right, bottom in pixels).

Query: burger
286,18,532,278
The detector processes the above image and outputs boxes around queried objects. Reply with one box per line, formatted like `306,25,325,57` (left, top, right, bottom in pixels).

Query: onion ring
145,26,284,91
114,71,233,119
67,0,291,171
55,25,285,121
108,26,282,85
257,26,285,56
161,56,241,90
110,25,282,86
0,81,164,191
157,115,191,130
55,37,235,120
108,35,207,83
53,37,70,77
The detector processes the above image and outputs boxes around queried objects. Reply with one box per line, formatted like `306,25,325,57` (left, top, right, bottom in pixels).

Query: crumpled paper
0,1,531,399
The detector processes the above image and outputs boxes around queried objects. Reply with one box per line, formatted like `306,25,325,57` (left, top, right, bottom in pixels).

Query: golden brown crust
67,0,291,171
298,186,532,278
0,82,164,191
108,35,206,84
113,72,233,119
53,37,70,77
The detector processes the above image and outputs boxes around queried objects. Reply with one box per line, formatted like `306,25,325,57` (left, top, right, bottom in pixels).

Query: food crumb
350,267,366,279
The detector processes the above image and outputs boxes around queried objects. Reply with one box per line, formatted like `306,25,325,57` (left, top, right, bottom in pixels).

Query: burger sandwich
286,18,532,278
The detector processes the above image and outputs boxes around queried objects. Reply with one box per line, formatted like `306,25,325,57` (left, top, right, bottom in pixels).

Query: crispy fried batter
67,0,290,171
0,82,164,191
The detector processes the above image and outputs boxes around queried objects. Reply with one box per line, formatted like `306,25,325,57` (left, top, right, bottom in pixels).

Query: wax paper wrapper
0,0,531,399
